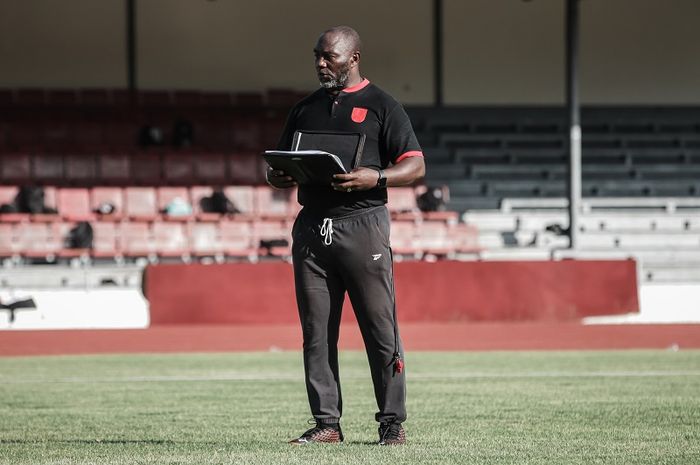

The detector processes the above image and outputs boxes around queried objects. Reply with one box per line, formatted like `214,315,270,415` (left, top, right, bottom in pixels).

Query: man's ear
350,51,360,68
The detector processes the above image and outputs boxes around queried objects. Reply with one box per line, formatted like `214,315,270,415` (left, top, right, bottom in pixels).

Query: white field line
2,370,700,384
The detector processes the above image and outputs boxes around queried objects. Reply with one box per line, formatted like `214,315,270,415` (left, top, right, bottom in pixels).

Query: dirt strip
1,323,699,356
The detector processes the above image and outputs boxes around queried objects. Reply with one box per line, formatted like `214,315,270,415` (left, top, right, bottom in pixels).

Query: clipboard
263,130,366,185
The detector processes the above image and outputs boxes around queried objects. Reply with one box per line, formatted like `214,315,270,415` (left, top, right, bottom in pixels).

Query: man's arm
331,156,425,192
267,108,299,189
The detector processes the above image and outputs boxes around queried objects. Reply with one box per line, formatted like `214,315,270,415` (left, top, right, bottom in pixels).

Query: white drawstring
320,218,334,246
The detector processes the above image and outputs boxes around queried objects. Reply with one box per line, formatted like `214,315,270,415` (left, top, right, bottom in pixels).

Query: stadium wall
1,0,699,104
145,260,639,325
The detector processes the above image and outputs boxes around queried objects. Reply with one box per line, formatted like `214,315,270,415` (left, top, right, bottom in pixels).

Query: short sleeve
381,103,423,165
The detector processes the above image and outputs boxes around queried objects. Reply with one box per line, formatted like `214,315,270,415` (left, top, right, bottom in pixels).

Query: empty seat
189,222,221,257
131,152,162,185
91,221,121,259
0,223,19,257
389,221,420,257
223,186,256,217
120,222,155,257
162,152,194,184
64,153,97,184
415,221,455,256
152,221,189,258
228,151,266,184
0,152,31,184
387,187,421,221
254,186,293,219
98,152,131,184
15,222,62,259
32,153,64,184
124,187,158,220
219,220,257,258
47,89,78,106
193,152,227,184
57,188,93,221
91,187,124,220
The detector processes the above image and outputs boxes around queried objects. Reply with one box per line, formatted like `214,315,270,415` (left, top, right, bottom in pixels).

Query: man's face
314,33,353,89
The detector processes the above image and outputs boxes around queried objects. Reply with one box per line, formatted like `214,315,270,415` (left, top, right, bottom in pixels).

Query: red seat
57,188,93,221
448,223,481,254
162,152,194,184
120,222,155,257
223,186,256,217
64,153,97,184
30,186,60,222
152,221,189,258
189,222,221,257
32,153,64,184
47,89,78,106
74,122,104,148
414,185,459,224
57,221,92,259
0,223,19,257
386,187,421,221
124,187,158,220
0,185,18,206
16,88,46,106
91,221,121,259
415,221,455,257
0,152,31,184
228,151,266,184
16,222,62,259
138,90,172,106
231,120,264,151
219,220,257,259
193,152,227,184
389,221,420,258
91,187,124,220
131,152,162,185
172,90,202,106
253,219,292,257
254,186,294,219
98,152,131,184
157,187,193,221
80,88,111,105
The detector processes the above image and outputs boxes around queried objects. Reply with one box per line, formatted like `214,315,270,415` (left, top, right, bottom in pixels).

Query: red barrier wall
145,260,638,325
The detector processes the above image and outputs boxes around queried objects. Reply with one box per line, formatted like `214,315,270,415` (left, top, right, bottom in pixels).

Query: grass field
1,350,699,465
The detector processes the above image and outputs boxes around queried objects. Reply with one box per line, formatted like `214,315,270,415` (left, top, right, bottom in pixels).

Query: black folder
263,130,366,186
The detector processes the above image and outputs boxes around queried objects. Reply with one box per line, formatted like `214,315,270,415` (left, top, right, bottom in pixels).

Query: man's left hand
331,167,379,193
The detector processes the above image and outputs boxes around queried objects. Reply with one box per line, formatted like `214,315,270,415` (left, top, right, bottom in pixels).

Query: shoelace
379,422,402,441
302,422,339,438
320,218,334,246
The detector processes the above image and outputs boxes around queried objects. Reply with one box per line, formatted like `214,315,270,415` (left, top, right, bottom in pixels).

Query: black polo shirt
277,79,423,217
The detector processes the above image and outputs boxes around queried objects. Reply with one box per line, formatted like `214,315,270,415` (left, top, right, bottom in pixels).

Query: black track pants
292,205,406,425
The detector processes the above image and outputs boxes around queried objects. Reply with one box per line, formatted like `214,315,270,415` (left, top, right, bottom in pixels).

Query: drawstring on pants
320,218,334,246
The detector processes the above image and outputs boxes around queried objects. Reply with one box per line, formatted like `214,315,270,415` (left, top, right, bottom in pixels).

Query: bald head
320,26,362,55
314,26,363,91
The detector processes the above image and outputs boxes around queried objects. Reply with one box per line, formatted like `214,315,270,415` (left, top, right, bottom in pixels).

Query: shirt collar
341,78,370,94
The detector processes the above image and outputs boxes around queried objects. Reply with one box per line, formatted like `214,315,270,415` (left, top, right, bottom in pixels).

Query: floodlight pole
126,0,137,98
433,0,444,106
566,0,582,249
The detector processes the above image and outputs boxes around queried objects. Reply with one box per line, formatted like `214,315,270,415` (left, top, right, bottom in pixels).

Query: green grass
1,350,699,465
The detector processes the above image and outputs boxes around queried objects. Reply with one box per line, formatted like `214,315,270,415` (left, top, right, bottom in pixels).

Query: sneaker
378,422,406,445
289,421,344,445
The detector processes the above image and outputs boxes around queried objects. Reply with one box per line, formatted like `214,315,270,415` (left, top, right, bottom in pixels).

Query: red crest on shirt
351,107,368,123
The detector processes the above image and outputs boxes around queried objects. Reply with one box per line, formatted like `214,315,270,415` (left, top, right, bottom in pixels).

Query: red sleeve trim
395,150,424,163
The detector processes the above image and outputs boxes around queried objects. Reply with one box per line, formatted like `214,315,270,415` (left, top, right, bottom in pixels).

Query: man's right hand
266,168,297,189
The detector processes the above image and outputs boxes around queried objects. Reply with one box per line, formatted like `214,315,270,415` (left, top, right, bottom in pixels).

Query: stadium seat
386,187,421,221
57,188,93,221
253,219,292,257
230,118,263,151
97,153,131,184
219,220,257,259
157,187,193,221
64,153,97,184
414,221,455,257
172,90,202,106
254,186,294,219
30,186,60,223
91,221,121,259
56,221,92,259
152,221,190,258
0,223,19,257
131,152,162,185
120,222,155,257
47,89,78,106
16,88,46,106
32,153,64,184
80,88,110,105
223,186,256,218
449,223,481,254
189,222,221,257
0,152,31,184
91,187,124,220
162,152,194,184
193,152,227,184
228,151,266,184
389,220,420,258
124,187,159,220
0,186,23,223
15,222,62,259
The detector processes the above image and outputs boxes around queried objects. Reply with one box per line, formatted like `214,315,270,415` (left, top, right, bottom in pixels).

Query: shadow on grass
0,439,213,445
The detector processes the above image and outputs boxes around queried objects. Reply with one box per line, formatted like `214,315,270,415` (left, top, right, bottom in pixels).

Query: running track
1,323,699,356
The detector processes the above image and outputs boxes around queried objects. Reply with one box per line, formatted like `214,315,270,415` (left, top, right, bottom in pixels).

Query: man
267,25,425,446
